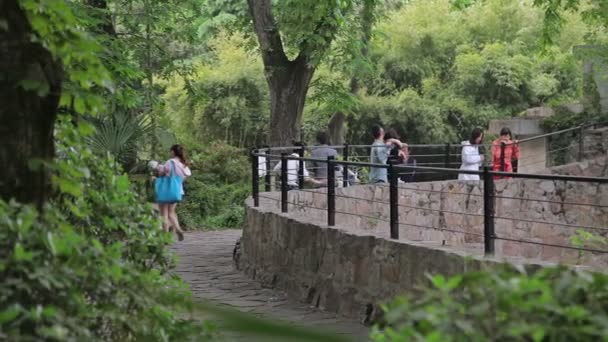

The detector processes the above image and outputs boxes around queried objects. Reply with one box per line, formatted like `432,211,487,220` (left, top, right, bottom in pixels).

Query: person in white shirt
272,144,321,190
458,128,484,181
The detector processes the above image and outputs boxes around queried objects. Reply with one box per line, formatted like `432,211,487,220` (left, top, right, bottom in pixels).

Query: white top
273,153,309,186
257,156,267,178
458,141,482,181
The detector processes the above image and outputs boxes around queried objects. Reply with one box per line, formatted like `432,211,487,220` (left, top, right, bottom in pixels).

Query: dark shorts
157,200,182,205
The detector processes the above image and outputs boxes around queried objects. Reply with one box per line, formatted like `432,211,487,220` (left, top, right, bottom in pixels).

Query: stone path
172,230,370,341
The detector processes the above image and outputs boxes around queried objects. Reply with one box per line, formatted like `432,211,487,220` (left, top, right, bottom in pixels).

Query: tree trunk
267,57,315,146
0,0,63,208
350,0,374,94
328,112,346,145
247,0,339,147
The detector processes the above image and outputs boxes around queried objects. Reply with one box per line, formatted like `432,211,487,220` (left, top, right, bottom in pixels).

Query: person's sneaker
177,231,184,241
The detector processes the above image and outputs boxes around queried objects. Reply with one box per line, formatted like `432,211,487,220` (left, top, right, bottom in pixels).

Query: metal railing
254,122,606,181
250,151,608,261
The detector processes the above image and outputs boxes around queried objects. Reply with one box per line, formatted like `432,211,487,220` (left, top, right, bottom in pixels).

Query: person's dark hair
469,127,484,145
316,131,329,145
170,144,189,166
292,141,306,154
384,128,400,141
500,127,512,138
372,124,383,139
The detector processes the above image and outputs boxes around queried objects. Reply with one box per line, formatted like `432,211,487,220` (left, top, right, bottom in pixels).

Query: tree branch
296,6,345,65
247,0,289,67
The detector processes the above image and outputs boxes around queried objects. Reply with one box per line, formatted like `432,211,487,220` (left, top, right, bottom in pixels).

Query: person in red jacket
491,127,520,179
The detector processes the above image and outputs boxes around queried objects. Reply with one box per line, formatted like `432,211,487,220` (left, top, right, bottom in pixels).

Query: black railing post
281,153,288,213
342,143,349,187
483,166,495,255
298,146,305,189
327,156,336,226
578,125,584,161
264,150,271,192
444,143,451,168
251,150,259,207
389,160,399,240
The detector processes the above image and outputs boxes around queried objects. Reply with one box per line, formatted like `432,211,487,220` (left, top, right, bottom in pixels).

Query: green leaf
0,305,20,324
46,232,56,255
55,176,82,197
14,243,33,262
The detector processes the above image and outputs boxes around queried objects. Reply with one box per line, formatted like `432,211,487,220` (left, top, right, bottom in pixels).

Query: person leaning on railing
310,131,340,185
369,124,404,183
398,143,417,183
491,127,520,180
458,127,485,181
272,142,322,190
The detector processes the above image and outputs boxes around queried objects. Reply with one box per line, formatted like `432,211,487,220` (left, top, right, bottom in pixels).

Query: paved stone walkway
172,230,370,341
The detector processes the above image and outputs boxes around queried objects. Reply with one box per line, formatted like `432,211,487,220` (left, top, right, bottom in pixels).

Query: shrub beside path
172,230,370,341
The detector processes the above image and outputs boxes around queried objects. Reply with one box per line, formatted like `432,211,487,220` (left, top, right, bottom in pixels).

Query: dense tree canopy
1,0,607,339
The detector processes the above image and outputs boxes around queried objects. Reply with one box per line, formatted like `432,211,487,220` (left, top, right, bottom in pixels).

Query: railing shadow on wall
249,148,608,268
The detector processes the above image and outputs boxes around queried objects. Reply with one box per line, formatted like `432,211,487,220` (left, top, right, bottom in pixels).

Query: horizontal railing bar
264,154,608,183
494,215,608,232
494,235,608,254
399,222,485,238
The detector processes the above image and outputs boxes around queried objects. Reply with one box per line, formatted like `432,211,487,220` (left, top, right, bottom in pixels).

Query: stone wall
549,155,608,178
518,137,547,173
238,198,548,321
239,170,607,320
254,177,608,268
563,126,608,167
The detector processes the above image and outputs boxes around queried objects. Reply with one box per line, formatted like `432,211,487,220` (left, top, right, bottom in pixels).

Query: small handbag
155,161,183,203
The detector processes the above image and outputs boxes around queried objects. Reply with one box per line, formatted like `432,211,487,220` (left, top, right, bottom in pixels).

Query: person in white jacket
458,128,485,181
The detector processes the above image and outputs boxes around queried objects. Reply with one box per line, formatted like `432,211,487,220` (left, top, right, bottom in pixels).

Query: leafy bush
541,104,607,166
372,266,608,341
0,118,213,340
176,141,250,230
161,31,268,149
178,177,249,230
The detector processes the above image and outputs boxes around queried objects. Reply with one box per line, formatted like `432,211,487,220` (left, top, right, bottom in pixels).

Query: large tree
0,0,63,208
1,0,111,207
247,0,354,146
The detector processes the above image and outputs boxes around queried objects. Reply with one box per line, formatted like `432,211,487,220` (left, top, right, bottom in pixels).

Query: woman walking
156,144,191,241
458,128,484,181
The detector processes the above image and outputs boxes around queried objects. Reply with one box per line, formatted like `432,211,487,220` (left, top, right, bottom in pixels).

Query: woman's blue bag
155,161,183,203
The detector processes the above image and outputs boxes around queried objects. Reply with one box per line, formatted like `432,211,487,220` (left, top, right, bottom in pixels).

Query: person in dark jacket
398,143,416,183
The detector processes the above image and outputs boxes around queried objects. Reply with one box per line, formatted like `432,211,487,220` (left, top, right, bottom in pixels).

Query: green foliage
161,31,268,148
0,118,213,340
86,110,154,171
272,0,355,62
196,0,251,42
338,0,597,144
372,266,608,341
178,179,248,230
176,142,250,230
347,90,455,144
534,0,608,48
570,229,608,252
20,0,112,113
